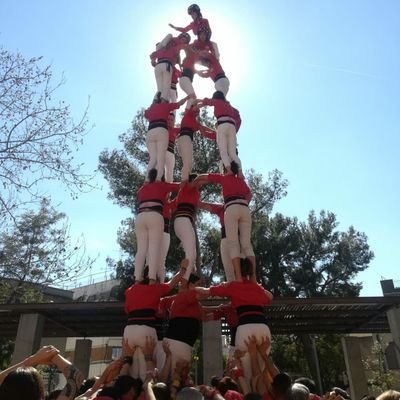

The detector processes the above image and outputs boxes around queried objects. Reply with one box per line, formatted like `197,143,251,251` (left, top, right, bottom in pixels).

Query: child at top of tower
169,4,220,59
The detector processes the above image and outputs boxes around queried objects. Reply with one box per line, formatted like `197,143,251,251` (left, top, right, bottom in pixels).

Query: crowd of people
1,4,399,400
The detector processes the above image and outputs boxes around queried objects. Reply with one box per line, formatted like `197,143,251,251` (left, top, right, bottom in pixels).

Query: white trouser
235,323,271,384
158,231,170,282
224,205,254,259
177,135,193,181
154,62,172,101
145,230,169,282
221,237,235,282
163,338,192,375
146,127,168,181
215,76,230,97
170,87,178,103
134,211,164,281
179,76,196,108
216,123,241,169
123,325,158,381
165,150,175,183
174,216,196,280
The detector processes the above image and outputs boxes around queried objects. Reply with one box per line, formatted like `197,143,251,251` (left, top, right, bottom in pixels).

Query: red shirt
144,102,181,124
124,283,171,314
163,200,175,219
182,46,201,70
171,66,182,84
181,107,200,130
175,184,200,209
206,203,225,226
150,41,187,64
209,281,272,309
168,126,180,143
137,182,180,203
202,51,224,79
164,290,202,320
203,98,238,121
176,18,211,36
207,174,251,202
212,304,238,328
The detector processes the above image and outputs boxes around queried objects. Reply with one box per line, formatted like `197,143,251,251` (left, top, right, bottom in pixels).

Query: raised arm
0,345,59,384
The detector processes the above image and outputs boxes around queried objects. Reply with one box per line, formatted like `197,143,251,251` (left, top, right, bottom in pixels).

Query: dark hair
294,377,316,394
148,168,157,182
188,173,198,182
272,372,292,395
332,387,351,399
152,382,170,400
114,375,139,397
244,394,262,400
212,91,225,101
45,389,62,400
287,383,310,400
0,367,45,400
230,161,239,176
188,273,201,285
97,385,119,399
77,376,97,395
210,375,221,388
217,376,239,396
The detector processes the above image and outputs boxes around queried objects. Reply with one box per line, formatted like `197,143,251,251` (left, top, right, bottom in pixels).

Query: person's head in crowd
210,376,221,388
77,376,98,396
0,367,45,400
225,389,244,400
96,385,119,399
176,386,204,400
377,390,400,400
331,387,350,400
217,376,239,396
113,375,141,400
287,383,310,400
294,378,317,394
361,395,375,400
152,382,170,400
45,389,62,400
244,393,262,400
272,372,292,396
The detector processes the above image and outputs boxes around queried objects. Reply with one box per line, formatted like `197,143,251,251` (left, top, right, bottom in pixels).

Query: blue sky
1,0,399,295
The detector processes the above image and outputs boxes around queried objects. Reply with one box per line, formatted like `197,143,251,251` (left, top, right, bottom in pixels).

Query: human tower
123,4,274,389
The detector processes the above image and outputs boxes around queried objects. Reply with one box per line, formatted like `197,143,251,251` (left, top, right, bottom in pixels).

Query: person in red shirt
123,266,184,381
196,48,230,97
150,33,190,103
199,200,236,282
169,4,220,59
196,258,273,385
172,176,200,284
144,95,191,182
176,103,216,182
196,92,242,175
134,169,180,283
194,161,255,281
161,272,203,376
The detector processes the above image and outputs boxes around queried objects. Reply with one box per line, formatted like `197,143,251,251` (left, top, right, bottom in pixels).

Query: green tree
0,45,92,226
0,198,94,304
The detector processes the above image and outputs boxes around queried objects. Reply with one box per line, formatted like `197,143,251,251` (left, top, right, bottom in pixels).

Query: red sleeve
202,98,214,107
201,128,216,140
164,182,180,194
207,203,223,215
175,22,194,33
209,283,230,298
